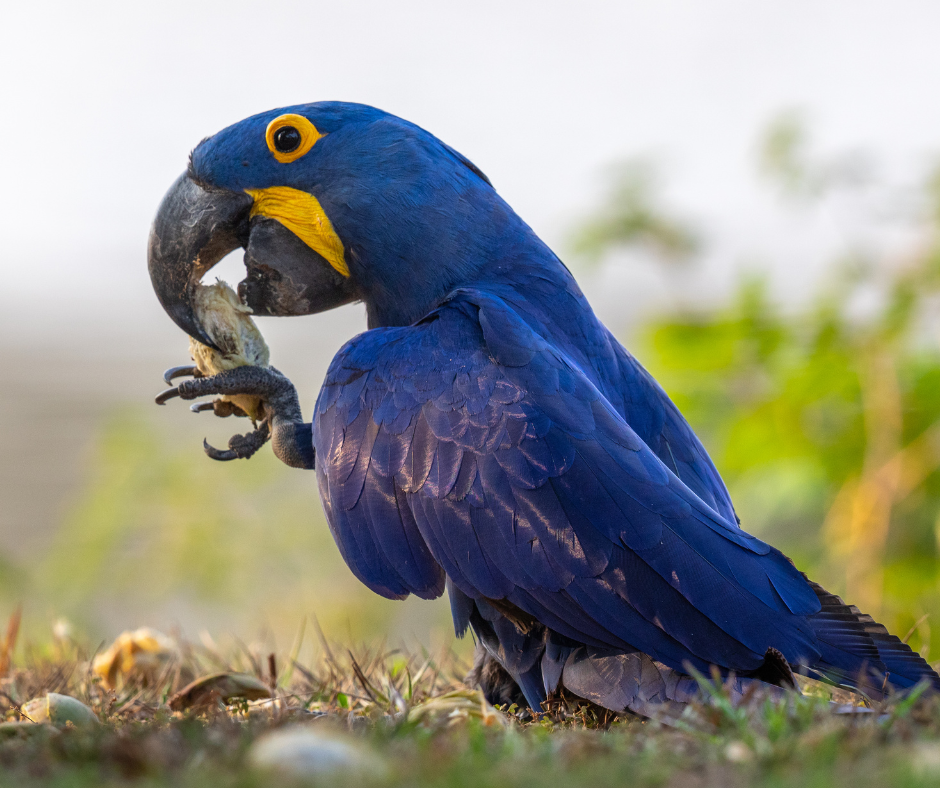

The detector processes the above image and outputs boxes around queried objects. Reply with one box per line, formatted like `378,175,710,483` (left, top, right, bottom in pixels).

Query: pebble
249,724,388,780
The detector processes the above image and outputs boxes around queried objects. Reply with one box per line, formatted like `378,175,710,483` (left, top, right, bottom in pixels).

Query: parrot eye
273,126,301,153
265,114,323,164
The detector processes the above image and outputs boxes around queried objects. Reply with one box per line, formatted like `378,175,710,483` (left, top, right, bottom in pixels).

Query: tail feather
805,580,940,697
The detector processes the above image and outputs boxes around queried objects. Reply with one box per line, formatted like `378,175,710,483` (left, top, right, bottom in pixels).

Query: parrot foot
190,400,249,418
154,364,314,469
155,365,301,419
203,422,270,461
163,365,202,385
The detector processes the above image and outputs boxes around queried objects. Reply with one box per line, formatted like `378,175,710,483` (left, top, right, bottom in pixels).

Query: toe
155,387,181,405
203,439,239,461
163,365,201,385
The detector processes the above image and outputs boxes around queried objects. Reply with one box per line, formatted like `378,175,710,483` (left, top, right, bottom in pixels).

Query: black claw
191,401,215,413
164,365,200,385
155,387,181,405
203,438,238,461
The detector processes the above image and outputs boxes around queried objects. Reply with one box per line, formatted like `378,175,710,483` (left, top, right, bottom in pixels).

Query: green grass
3,629,940,788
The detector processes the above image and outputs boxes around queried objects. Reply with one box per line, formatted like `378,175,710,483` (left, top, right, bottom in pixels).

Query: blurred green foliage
571,159,699,264
758,110,869,200
584,116,940,658
638,264,940,652
37,410,454,648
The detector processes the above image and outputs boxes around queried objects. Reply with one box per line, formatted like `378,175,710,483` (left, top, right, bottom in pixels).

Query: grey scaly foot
163,365,202,384
202,422,270,461
189,400,249,418
155,365,315,469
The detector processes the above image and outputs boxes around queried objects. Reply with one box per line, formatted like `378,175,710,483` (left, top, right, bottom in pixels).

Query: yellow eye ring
265,114,322,164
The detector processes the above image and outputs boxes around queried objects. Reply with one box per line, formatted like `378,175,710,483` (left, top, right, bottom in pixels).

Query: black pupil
273,126,302,153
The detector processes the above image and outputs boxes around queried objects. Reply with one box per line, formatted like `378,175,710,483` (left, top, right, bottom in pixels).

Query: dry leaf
407,689,505,728
93,628,176,689
168,672,271,711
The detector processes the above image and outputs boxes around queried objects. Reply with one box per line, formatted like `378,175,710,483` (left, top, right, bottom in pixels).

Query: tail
805,579,940,698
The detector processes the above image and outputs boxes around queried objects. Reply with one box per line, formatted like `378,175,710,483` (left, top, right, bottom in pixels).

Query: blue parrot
148,102,939,715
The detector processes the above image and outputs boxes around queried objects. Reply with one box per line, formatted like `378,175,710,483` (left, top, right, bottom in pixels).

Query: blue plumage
314,289,831,692
180,101,940,711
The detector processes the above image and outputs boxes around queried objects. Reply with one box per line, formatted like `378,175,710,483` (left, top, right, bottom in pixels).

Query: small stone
724,740,753,763
249,725,387,780
20,694,98,728
912,743,940,775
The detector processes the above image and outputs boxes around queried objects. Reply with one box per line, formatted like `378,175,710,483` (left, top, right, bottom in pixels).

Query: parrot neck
348,193,569,330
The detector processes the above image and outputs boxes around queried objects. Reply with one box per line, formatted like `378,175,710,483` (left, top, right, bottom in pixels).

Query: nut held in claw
189,280,271,420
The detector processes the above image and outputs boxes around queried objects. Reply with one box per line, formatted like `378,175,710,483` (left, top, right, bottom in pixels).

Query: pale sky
3,0,940,348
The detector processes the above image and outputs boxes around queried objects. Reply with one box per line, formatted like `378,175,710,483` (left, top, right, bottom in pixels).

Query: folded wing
314,289,823,675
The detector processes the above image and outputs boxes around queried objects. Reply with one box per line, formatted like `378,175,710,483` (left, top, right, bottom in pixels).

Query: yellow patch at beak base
245,187,349,277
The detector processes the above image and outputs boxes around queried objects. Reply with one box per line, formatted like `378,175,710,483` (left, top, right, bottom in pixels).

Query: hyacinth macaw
148,102,939,715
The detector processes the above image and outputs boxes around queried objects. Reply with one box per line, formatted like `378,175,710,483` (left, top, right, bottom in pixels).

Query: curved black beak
147,173,253,349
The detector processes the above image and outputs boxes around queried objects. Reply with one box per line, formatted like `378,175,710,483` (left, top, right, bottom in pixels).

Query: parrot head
148,101,511,345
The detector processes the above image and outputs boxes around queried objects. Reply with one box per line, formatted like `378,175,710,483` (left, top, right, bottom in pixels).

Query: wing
314,290,822,674
482,269,739,526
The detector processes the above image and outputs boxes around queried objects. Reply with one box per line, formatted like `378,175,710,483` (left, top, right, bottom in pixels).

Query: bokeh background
4,0,940,662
